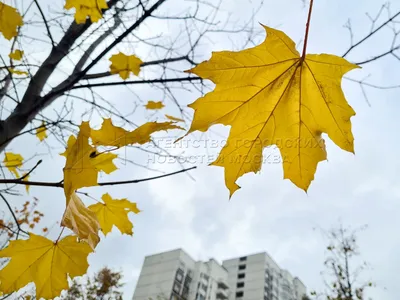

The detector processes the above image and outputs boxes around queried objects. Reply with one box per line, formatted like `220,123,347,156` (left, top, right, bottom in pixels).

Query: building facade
132,249,229,300
132,249,306,300
222,252,306,300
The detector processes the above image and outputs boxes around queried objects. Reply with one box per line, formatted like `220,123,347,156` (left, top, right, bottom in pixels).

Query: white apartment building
222,252,306,300
132,249,306,300
132,248,229,300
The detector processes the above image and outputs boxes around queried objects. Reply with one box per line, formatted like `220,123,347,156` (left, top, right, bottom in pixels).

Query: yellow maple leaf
89,193,140,235
9,49,23,60
63,122,98,202
0,2,23,40
64,0,108,24
8,68,28,76
183,25,359,197
60,135,77,157
90,151,118,174
145,101,165,110
0,233,92,299
109,52,143,80
61,192,100,249
91,118,183,148
3,152,23,178
165,114,184,122
36,121,47,141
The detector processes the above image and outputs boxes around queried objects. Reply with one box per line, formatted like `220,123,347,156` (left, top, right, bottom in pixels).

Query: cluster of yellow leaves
60,119,182,248
0,2,23,40
0,118,182,298
182,24,359,197
64,0,108,24
109,52,143,80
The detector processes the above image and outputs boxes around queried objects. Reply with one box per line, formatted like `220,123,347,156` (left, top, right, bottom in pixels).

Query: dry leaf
61,193,100,249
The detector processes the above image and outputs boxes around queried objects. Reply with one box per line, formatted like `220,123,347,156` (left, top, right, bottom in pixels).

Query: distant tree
61,267,123,300
310,224,374,300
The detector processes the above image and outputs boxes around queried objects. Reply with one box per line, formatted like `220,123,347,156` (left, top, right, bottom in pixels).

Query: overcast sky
1,0,400,299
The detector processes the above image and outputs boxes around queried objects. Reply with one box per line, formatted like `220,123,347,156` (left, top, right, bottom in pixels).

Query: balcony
217,280,228,290
216,287,228,299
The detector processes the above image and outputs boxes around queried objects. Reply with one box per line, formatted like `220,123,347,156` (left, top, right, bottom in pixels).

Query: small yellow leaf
109,52,143,80
91,118,183,148
9,49,23,60
36,121,47,141
22,173,30,193
183,25,359,197
63,122,98,202
0,233,92,299
8,68,28,76
3,152,23,178
165,114,184,122
90,152,118,174
64,0,108,24
0,2,23,40
145,101,165,110
88,193,140,235
61,193,100,249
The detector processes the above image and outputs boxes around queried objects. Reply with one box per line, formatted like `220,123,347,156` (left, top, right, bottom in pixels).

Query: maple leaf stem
302,0,314,58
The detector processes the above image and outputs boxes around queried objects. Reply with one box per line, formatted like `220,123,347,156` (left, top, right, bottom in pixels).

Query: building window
237,282,244,288
236,291,244,298
184,275,192,287
239,256,247,262
182,286,189,298
238,273,245,279
173,282,181,293
176,268,184,283
201,283,207,291
203,274,210,281
238,264,246,270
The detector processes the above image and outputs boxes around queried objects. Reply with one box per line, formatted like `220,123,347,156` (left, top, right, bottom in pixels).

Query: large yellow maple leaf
184,25,359,197
63,122,98,202
109,52,143,80
0,2,23,40
91,118,183,147
0,233,92,299
61,193,100,249
89,193,140,235
65,0,108,24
